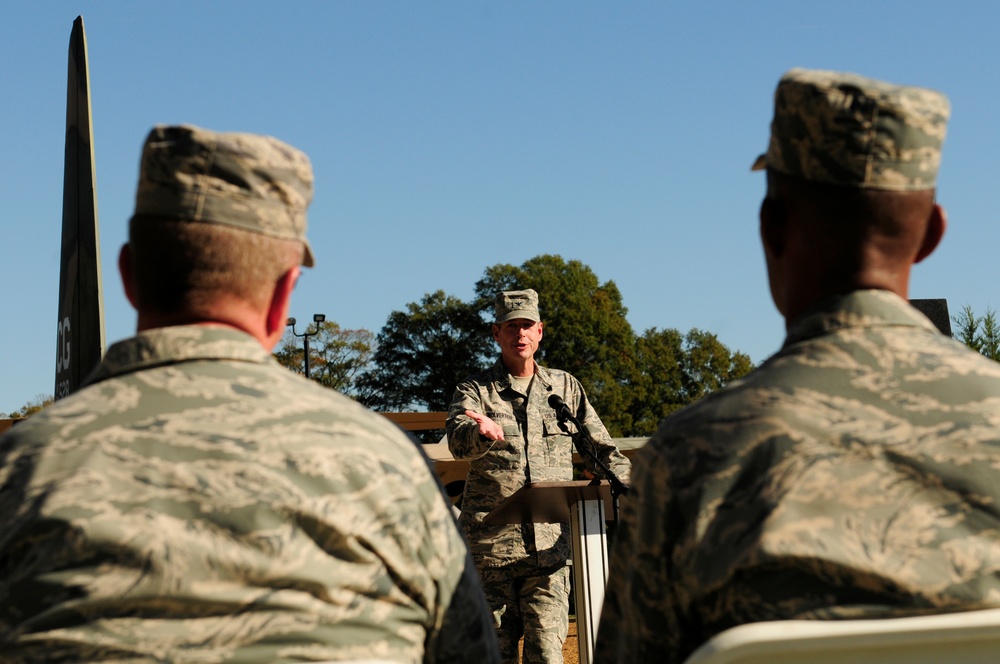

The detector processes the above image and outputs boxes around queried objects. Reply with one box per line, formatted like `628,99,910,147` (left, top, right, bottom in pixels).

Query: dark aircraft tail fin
55,15,105,400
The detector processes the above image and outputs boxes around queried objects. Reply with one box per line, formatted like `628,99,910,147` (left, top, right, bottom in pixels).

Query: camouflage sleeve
575,383,631,484
596,443,681,663
409,431,499,663
427,552,501,663
446,381,499,461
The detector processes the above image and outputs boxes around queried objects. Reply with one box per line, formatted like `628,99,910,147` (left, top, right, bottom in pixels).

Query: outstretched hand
465,410,505,441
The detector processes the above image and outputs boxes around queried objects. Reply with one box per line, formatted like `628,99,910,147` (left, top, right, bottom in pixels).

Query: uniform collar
86,325,272,385
783,289,939,349
488,356,554,394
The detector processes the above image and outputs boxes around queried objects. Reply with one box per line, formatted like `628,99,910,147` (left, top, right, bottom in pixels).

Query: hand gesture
465,410,505,441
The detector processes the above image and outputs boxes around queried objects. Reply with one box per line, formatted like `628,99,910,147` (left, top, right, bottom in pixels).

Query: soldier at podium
447,288,631,664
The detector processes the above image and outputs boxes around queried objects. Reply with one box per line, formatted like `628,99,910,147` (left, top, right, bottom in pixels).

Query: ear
914,203,946,264
118,243,139,309
537,321,544,341
263,266,300,350
492,324,501,344
759,196,787,261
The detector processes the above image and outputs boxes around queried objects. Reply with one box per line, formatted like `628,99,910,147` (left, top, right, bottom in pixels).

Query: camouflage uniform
0,326,498,663
596,291,1000,663
0,125,498,663
448,340,630,663
596,71,996,663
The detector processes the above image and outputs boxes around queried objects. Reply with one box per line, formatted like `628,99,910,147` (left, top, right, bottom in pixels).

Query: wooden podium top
484,480,614,525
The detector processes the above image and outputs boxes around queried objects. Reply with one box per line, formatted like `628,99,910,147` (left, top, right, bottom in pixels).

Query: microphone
549,393,630,499
548,394,577,425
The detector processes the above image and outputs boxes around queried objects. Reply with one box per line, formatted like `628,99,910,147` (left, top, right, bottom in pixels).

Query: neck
503,357,535,378
136,299,273,349
781,262,911,326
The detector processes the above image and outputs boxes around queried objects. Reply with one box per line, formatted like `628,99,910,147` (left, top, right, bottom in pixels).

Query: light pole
287,313,326,379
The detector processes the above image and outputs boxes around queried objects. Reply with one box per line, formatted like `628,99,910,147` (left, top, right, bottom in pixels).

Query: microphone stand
553,408,629,527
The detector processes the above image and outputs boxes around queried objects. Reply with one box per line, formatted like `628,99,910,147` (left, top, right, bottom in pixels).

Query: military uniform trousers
479,562,570,664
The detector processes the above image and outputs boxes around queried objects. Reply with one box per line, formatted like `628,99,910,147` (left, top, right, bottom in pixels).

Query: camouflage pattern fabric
0,326,498,663
447,358,630,570
751,68,950,191
494,290,541,324
447,359,629,663
596,290,1000,664
479,564,570,664
133,124,317,266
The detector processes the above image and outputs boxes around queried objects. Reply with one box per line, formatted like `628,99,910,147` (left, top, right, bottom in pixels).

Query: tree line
9,269,998,429
275,254,754,437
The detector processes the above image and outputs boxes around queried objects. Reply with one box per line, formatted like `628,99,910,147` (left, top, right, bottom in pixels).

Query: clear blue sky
3,2,999,414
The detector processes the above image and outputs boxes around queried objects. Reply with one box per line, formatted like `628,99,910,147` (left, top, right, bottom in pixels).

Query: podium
485,480,615,664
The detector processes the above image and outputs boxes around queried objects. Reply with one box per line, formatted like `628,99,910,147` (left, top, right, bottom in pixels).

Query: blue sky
3,2,999,414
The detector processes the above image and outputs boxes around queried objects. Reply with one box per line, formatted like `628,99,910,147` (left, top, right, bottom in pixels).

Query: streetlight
287,313,326,379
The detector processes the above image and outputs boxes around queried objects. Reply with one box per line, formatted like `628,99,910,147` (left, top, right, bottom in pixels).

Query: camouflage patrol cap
752,68,950,190
133,124,316,266
495,289,540,323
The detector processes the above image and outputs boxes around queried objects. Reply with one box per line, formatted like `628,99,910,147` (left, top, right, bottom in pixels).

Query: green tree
355,291,494,412
474,254,637,436
627,328,754,436
953,305,983,353
628,328,686,435
274,321,374,394
980,310,1000,361
357,255,755,439
679,328,754,400
953,305,1000,361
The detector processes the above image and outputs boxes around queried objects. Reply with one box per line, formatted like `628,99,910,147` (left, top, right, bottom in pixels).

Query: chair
683,607,1000,664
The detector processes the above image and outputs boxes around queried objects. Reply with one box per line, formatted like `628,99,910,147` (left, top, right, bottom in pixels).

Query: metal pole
304,333,311,379
288,314,324,382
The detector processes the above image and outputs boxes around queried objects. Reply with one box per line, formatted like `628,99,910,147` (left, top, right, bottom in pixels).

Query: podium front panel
483,480,614,525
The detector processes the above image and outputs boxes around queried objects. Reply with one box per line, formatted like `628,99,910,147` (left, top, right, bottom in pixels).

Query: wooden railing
380,412,448,432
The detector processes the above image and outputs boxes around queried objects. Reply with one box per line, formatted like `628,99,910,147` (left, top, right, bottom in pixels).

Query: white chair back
684,607,1000,664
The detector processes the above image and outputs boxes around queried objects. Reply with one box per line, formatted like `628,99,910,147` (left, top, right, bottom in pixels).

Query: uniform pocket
478,425,523,471
541,416,574,474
